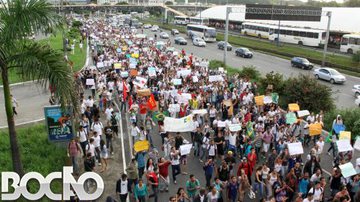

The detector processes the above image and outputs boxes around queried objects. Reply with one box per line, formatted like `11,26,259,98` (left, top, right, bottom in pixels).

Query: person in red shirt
139,102,148,126
247,148,257,175
237,157,253,185
147,167,159,201
158,157,171,192
179,103,188,118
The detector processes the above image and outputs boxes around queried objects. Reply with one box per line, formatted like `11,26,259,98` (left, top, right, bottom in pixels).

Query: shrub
237,66,261,81
352,51,360,63
323,108,360,139
283,74,335,113
209,60,225,70
259,71,285,94
165,1,174,5
72,21,83,28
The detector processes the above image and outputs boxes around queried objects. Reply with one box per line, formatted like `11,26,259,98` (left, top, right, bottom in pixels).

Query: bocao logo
1,167,104,201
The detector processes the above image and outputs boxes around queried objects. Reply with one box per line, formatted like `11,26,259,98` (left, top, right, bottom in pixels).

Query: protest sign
340,131,351,140
169,104,180,113
172,79,182,86
263,96,272,104
333,123,346,135
192,109,207,115
164,115,196,132
133,77,147,88
223,100,233,116
339,162,357,178
180,144,193,155
217,121,226,128
354,137,360,151
130,69,138,76
287,142,304,155
96,62,104,68
309,123,322,136
114,63,122,69
209,75,224,82
148,67,156,77
192,76,198,83
229,124,241,132
137,89,151,97
288,103,300,111
218,67,224,72
337,139,353,153
297,110,310,117
120,71,128,78
271,93,279,104
177,69,192,77
254,95,264,106
177,93,192,104
134,140,150,152
286,112,297,125
86,79,95,86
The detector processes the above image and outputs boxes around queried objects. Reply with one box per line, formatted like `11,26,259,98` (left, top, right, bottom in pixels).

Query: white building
97,0,128,4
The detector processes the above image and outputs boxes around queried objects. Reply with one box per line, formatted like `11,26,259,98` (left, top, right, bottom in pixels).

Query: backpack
110,115,117,126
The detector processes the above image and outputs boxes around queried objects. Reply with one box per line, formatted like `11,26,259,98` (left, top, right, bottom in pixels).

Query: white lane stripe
113,101,127,173
0,118,45,129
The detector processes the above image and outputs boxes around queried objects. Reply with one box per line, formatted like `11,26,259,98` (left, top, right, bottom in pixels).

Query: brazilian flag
152,111,170,122
246,121,255,139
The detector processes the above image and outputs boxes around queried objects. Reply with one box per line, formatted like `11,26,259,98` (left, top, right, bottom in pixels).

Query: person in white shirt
116,174,129,202
170,147,181,184
310,169,322,183
91,119,104,137
92,131,101,165
85,96,94,108
306,112,316,124
308,181,323,202
105,105,114,122
85,138,95,160
316,136,325,155
303,192,315,202
77,126,88,157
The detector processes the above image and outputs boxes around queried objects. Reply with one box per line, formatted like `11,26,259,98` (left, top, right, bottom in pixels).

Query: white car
160,32,169,39
313,67,346,84
355,96,360,107
352,85,360,97
193,37,206,47
151,25,159,32
143,24,152,29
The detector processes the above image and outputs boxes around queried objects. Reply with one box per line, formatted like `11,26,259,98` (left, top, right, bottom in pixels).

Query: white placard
218,67,224,72
192,76,199,83
339,162,357,178
177,69,192,77
129,63,137,69
337,139,354,153
209,75,224,82
263,96,272,104
86,79,95,86
287,142,304,155
121,71,129,78
192,109,207,115
148,67,156,77
96,62,104,68
229,124,241,132
297,110,310,117
169,104,180,113
164,115,196,132
180,144,193,155
217,121,226,128
354,137,360,151
133,76,147,88
177,93,192,104
172,79,182,86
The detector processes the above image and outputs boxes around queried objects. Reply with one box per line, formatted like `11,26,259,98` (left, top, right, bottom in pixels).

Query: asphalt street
146,29,359,109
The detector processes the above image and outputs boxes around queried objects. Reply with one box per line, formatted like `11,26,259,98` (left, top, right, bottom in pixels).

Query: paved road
146,29,359,109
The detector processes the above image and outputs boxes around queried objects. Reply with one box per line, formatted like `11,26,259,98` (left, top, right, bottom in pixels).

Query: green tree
165,1,174,5
345,0,360,7
283,75,335,113
0,0,78,175
259,71,285,94
323,108,360,140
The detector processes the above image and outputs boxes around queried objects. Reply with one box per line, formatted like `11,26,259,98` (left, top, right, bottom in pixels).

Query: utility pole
322,11,332,67
223,7,230,67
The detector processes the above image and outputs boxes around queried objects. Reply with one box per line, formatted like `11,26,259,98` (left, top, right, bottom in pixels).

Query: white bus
340,34,360,54
187,24,216,42
242,22,326,47
189,17,209,25
174,16,190,25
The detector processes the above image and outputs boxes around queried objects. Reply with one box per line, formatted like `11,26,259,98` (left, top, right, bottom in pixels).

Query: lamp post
223,7,230,67
322,11,332,67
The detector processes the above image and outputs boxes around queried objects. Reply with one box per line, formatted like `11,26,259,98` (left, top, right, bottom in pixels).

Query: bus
174,16,190,25
189,17,209,25
340,34,360,54
186,24,216,42
242,22,326,47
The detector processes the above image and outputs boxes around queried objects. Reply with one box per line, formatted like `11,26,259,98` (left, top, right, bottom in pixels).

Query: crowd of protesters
66,16,360,202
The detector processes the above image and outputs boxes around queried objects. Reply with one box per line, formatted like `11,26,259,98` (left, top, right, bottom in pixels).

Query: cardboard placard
309,123,322,136
114,63,122,69
134,140,150,152
172,79,182,86
339,162,357,178
254,95,264,106
209,75,224,82
229,124,241,132
217,121,226,128
297,110,310,117
288,103,300,111
339,131,351,140
192,76,198,83
263,96,272,104
137,89,151,97
223,100,233,116
337,139,353,153
287,142,304,155
86,79,95,86
192,109,207,115
354,137,360,151
121,71,129,78
180,144,193,155
130,69,138,76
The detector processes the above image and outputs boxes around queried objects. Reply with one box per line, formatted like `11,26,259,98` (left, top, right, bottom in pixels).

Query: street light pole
322,11,332,67
223,6,230,67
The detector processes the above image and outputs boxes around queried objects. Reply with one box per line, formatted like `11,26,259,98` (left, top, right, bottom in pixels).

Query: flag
128,95,133,107
123,80,128,101
147,94,157,110
246,122,254,139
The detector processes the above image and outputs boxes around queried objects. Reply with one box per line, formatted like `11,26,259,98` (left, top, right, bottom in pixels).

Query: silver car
160,32,169,39
313,67,346,84
193,37,206,47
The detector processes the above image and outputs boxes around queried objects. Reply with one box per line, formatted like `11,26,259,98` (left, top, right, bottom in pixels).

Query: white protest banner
297,110,310,117
172,79,182,86
148,67,156,77
287,142,304,155
180,144,193,155
209,75,224,82
121,71,129,78
86,79,95,86
96,62,104,68
192,76,199,83
177,93,192,104
218,67,224,72
164,115,196,132
177,69,192,77
192,109,207,115
229,124,241,132
337,139,354,153
129,63,137,69
217,121,226,128
133,76,147,88
339,162,357,178
354,137,360,152
263,96,272,104
169,104,180,113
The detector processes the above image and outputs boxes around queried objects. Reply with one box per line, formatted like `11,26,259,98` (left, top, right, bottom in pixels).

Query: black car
217,41,232,51
235,47,253,58
174,37,187,45
291,57,313,70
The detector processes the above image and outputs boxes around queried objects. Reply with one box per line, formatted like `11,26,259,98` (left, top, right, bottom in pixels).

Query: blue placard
333,123,346,134
44,106,74,142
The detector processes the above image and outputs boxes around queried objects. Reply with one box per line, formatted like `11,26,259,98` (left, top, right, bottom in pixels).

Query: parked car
174,36,187,45
291,57,314,70
160,32,169,39
217,41,232,51
235,47,253,58
193,37,206,47
143,24,152,29
313,67,346,84
171,29,179,35
352,85,360,97
151,25,159,32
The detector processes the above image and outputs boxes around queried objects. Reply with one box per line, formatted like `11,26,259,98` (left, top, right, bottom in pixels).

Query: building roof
197,5,360,33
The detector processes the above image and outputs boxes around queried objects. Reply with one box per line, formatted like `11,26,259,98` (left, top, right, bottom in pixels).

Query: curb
0,118,45,129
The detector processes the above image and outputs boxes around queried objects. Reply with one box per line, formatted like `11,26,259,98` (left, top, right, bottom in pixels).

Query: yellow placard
288,103,300,111
114,63,122,69
340,131,351,140
134,140,150,152
254,95,264,106
134,53,139,58
223,99,233,116
309,123,322,136
122,46,128,51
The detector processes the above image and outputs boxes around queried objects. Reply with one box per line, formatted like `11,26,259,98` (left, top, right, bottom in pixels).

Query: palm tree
0,0,78,175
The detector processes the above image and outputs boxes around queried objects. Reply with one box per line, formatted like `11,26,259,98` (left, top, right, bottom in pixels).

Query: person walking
134,179,148,202
186,174,201,201
147,167,159,202
158,157,171,192
10,94,19,115
68,138,81,175
77,125,88,158
126,158,139,194
170,147,181,184
203,158,215,188
116,174,129,202
99,139,108,172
